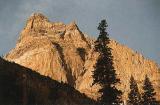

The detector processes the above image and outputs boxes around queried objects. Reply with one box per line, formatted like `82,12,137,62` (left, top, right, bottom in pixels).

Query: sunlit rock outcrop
5,13,160,101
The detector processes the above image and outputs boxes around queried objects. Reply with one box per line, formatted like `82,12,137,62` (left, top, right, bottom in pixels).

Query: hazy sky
0,0,160,65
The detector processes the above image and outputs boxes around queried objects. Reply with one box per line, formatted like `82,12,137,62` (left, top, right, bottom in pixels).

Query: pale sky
0,0,160,65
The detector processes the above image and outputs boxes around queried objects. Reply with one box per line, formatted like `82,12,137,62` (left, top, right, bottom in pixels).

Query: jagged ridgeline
4,13,160,101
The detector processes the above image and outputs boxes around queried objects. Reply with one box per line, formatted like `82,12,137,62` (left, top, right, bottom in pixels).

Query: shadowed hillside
0,57,96,105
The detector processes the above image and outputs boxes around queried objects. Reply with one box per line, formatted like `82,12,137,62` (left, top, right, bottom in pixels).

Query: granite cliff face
5,13,160,101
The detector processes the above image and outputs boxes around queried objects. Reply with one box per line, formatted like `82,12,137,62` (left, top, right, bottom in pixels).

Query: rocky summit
5,13,160,102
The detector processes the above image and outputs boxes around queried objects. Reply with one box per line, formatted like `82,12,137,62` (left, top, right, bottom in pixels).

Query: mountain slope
5,13,160,101
0,57,95,105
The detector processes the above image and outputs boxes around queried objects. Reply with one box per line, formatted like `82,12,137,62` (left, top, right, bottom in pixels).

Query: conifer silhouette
92,19,122,105
128,75,141,105
142,75,159,105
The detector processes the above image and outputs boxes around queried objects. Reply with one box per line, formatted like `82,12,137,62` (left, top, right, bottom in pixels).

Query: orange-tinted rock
5,13,160,101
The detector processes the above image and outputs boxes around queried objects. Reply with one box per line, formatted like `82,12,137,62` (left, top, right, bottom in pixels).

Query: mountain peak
24,13,50,30
5,14,160,101
29,12,49,22
66,21,79,30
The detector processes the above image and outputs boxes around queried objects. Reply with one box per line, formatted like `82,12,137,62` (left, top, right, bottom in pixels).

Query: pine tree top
128,75,141,105
142,75,159,105
92,19,122,104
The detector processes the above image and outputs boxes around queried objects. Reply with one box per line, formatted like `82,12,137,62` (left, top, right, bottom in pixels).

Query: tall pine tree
92,19,122,105
128,75,141,105
142,75,159,105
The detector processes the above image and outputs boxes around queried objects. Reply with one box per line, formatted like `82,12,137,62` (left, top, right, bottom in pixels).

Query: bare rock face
5,13,160,101
6,13,89,87
80,40,160,100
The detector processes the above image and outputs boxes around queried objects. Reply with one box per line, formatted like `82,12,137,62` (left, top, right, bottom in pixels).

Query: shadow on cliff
0,57,96,105
52,42,76,87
